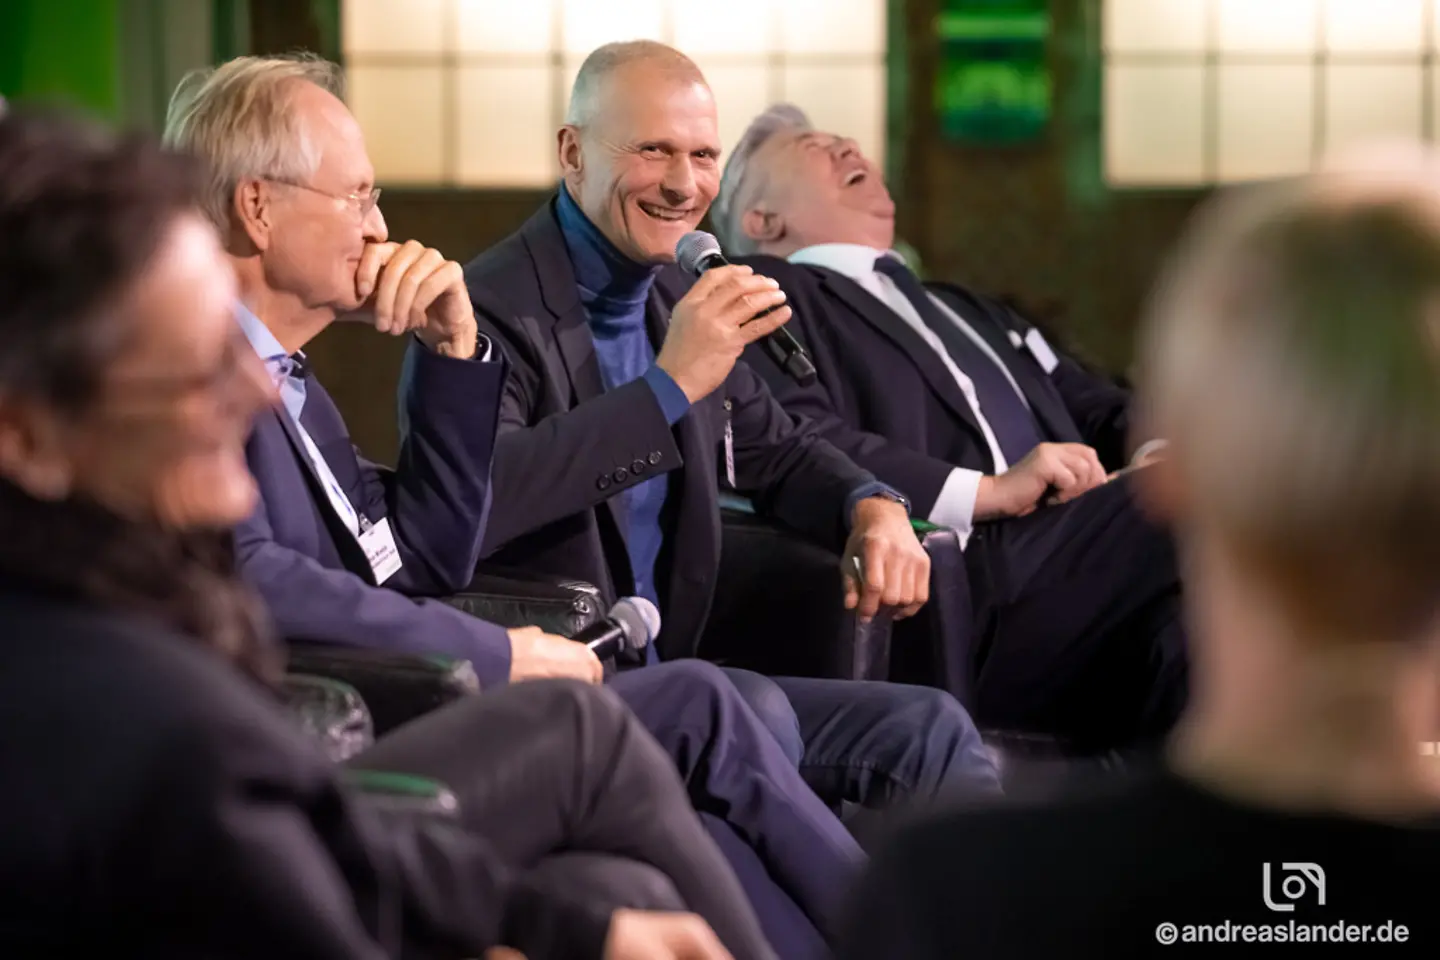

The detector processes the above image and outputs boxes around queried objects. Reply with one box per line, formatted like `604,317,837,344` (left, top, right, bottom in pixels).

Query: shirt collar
234,301,290,363
788,242,902,281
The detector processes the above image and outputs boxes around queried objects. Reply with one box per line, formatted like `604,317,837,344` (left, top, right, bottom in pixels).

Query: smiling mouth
637,200,692,223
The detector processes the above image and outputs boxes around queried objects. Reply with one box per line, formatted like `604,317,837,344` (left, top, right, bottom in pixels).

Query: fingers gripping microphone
675,231,818,386
576,597,662,661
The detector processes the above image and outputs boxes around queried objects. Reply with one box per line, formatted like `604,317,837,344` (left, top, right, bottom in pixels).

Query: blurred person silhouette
0,107,769,960
843,148,1440,957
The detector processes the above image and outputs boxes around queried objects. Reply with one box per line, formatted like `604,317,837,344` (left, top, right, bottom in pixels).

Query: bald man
712,104,1187,751
463,41,999,957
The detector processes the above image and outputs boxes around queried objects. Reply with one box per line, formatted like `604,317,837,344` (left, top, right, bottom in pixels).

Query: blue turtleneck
556,185,690,653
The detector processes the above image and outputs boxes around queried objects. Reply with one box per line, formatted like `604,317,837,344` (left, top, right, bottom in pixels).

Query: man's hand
842,496,930,624
354,239,477,358
657,265,791,403
975,442,1106,520
506,626,603,684
605,910,734,960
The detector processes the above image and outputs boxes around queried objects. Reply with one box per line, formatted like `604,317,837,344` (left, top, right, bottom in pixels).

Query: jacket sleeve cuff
927,468,982,545
409,331,497,363
641,365,692,425
844,479,909,531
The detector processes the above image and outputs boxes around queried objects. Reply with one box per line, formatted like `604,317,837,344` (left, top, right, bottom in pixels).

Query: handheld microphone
575,596,662,661
675,231,818,386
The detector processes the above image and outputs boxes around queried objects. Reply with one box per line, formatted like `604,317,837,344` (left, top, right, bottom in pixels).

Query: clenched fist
506,626,603,685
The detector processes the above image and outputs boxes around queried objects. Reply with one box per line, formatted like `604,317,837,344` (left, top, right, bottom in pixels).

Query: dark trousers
352,678,777,960
719,669,1001,807
608,661,866,957
965,475,1189,748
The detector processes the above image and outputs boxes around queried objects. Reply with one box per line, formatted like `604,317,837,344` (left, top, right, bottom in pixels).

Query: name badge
358,517,403,585
1024,327,1060,374
723,398,736,488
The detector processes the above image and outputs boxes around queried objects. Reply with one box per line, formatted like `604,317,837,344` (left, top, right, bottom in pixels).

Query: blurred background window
1105,0,1440,186
341,0,888,186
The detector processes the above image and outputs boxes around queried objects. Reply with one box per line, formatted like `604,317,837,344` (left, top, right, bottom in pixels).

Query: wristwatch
864,487,912,514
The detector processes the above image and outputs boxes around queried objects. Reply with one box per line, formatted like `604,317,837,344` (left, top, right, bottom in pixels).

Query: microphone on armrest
573,597,662,661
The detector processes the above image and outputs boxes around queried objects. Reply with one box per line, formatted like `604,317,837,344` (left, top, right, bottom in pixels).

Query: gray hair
714,103,811,254
162,53,344,234
1139,159,1440,641
566,40,704,129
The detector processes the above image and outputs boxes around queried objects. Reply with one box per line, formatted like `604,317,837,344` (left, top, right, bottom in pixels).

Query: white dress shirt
791,243,1038,543
236,304,366,537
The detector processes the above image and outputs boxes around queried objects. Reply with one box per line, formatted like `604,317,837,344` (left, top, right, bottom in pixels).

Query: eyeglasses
264,178,382,218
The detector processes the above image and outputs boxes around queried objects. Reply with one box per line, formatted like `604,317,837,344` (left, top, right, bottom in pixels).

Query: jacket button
648,451,662,465
596,475,611,491
613,467,629,483
631,459,646,474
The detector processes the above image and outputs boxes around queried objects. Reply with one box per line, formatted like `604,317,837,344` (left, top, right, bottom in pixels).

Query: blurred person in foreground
0,109,769,960
843,152,1440,957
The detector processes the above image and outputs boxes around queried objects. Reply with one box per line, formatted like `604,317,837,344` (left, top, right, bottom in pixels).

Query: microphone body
675,232,818,386
575,597,662,661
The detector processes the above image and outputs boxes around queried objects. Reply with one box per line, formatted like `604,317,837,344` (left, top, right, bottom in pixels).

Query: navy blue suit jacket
235,335,514,686
463,201,875,661
736,256,1136,519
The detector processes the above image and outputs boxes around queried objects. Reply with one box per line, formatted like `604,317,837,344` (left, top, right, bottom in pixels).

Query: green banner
0,0,121,120
935,0,1050,144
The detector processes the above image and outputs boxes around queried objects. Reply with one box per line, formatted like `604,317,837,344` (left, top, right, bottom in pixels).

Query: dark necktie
873,256,1042,465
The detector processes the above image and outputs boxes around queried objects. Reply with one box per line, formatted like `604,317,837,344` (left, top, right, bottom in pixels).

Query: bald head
1141,150,1440,642
565,41,707,129
558,41,720,266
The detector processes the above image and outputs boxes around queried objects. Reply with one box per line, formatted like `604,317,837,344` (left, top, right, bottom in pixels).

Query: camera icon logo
1263,862,1326,912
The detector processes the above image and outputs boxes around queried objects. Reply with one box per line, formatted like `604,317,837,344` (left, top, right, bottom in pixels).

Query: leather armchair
285,566,605,735
700,498,893,680
888,520,977,705
282,672,375,761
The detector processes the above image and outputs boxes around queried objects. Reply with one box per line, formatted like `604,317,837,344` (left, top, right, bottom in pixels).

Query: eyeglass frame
262,177,382,218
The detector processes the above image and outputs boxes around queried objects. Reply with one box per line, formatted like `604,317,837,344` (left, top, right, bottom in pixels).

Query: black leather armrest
282,673,375,762
286,643,479,736
700,507,892,680
889,524,978,706
443,564,603,638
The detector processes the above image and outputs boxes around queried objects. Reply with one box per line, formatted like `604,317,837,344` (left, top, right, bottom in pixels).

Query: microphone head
608,597,661,652
675,231,722,276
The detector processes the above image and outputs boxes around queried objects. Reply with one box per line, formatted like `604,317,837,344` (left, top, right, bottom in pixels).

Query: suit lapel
521,199,634,584
268,406,374,581
816,269,987,442
930,284,1082,444
523,199,608,406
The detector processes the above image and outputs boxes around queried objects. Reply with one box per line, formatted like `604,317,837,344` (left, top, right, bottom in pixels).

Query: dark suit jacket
0,585,607,958
463,199,875,661
737,256,1136,519
235,337,514,686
